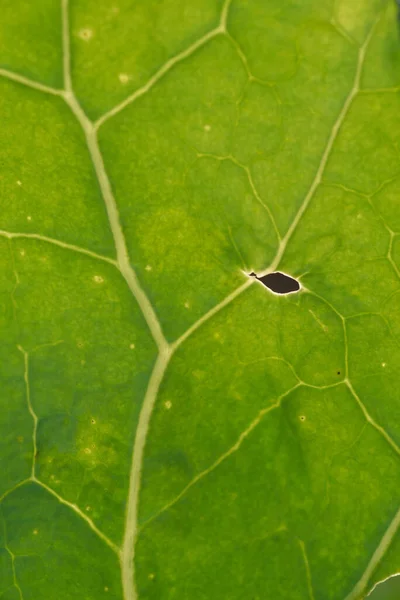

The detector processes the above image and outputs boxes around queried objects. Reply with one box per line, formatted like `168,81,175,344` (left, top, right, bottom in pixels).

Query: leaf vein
0,230,117,266
140,383,302,531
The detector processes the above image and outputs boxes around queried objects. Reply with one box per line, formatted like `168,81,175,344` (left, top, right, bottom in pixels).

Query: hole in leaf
249,271,300,294
368,574,400,599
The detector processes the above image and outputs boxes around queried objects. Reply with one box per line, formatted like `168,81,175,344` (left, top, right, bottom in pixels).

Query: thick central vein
63,93,167,354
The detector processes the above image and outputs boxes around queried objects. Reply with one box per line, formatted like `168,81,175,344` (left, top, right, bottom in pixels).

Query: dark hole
250,271,300,294
337,371,341,375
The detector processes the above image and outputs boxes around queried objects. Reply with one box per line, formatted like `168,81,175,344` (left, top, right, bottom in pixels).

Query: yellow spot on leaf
79,28,93,41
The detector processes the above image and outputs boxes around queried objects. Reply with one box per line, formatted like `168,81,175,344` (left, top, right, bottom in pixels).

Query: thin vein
259,15,379,275
8,240,20,326
243,162,282,241
95,27,223,129
55,5,385,600
171,17,380,352
6,546,23,600
17,346,37,478
367,574,400,600
302,288,348,378
220,0,233,31
345,379,400,457
0,68,62,96
298,539,315,600
226,32,254,80
59,6,171,597
344,504,400,600
121,349,172,600
196,152,281,242
141,383,301,530
0,479,30,503
34,477,120,555
172,279,252,350
0,230,117,266
386,228,400,281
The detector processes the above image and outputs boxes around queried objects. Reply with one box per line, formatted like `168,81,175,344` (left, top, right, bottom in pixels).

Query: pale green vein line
344,505,400,600
330,17,358,47
303,288,348,378
308,308,328,332
172,17,380,353
6,547,23,600
0,477,117,559
367,574,400,600
345,379,400,457
385,228,400,281
195,152,281,241
2,514,24,600
122,349,172,600
31,339,64,354
140,383,302,531
243,162,282,241
0,480,30,503
61,0,72,93
33,477,120,555
220,0,233,30
343,321,349,379
226,32,253,79
64,89,167,354
0,230,117,266
95,26,224,129
227,226,248,272
298,539,315,600
172,279,253,351
60,2,172,599
237,355,302,383
17,346,36,478
302,381,343,391
0,68,63,96
260,14,380,276
8,240,20,325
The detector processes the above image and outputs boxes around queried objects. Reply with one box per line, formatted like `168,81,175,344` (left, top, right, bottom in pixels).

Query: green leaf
1,1,400,599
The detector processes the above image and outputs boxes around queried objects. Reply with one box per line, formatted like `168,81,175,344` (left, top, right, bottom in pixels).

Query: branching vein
34,478,120,555
261,14,379,275
169,13,381,351
0,68,63,96
95,28,224,129
345,379,400,457
344,504,400,600
17,346,37,478
64,92,168,354
140,383,301,531
298,539,315,600
2,3,387,599
121,349,172,599
0,230,117,266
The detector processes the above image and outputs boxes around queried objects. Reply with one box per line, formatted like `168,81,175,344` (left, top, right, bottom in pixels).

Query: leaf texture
1,1,400,599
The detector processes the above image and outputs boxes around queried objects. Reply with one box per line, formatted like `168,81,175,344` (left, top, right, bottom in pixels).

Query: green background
1,0,400,599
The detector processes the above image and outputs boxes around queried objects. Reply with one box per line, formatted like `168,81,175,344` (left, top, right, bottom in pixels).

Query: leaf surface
1,1,400,599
